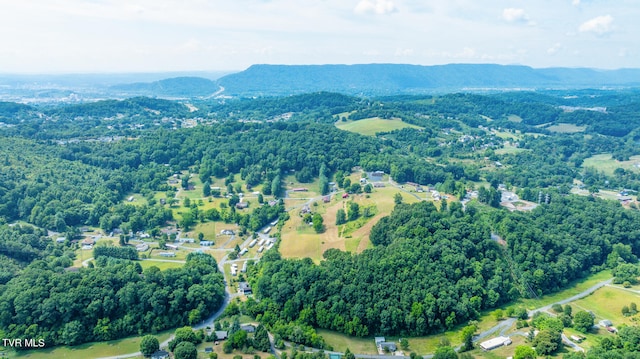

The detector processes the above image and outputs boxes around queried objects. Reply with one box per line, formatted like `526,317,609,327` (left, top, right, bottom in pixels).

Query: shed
215,331,228,340
479,336,512,351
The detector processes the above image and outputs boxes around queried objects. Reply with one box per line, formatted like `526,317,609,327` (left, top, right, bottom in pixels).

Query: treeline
93,245,139,260
0,252,225,346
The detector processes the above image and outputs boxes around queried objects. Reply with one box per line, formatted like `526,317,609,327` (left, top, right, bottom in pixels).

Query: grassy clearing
514,270,612,310
572,286,640,327
139,259,185,271
495,144,528,155
507,114,523,123
316,329,378,354
11,331,172,359
336,117,423,137
582,153,640,176
547,123,587,133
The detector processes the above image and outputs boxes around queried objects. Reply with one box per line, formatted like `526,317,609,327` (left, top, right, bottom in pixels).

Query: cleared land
279,184,421,262
547,123,587,133
582,153,640,176
335,117,423,136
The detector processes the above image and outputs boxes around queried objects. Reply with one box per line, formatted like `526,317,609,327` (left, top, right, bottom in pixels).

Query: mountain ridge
215,63,640,96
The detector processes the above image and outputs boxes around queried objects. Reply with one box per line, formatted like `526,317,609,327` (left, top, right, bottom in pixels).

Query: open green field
507,114,523,123
582,153,640,176
495,144,529,155
317,329,378,354
572,285,640,327
335,117,423,136
10,331,173,359
547,123,587,133
139,259,185,271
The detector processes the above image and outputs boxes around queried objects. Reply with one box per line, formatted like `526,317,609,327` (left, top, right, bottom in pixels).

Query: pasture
335,117,423,136
582,153,640,176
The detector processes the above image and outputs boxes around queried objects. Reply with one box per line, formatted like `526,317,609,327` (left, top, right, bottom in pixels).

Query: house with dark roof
241,324,256,333
239,282,252,295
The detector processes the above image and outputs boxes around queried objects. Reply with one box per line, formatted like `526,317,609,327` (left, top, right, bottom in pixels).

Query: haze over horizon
0,0,638,74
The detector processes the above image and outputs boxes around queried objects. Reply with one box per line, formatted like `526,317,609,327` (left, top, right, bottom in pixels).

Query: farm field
335,117,423,136
582,153,640,176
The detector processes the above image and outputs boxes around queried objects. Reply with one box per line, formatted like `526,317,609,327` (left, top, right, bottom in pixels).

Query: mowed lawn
11,331,172,359
582,153,640,176
335,117,423,136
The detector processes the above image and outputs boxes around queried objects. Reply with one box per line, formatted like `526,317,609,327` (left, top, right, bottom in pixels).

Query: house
241,324,256,333
151,350,170,359
200,241,214,246
239,282,252,295
215,330,228,340
292,188,308,192
323,195,331,203
205,347,213,353
135,243,149,252
379,342,397,352
166,244,178,250
373,182,385,188
236,202,249,209
257,246,265,253
56,237,66,243
241,261,248,273
177,237,195,243
81,238,95,246
239,248,248,256
249,239,257,248
220,229,235,235
599,319,613,327
300,205,311,215
128,196,134,202
479,336,512,351
159,252,176,257
342,193,349,198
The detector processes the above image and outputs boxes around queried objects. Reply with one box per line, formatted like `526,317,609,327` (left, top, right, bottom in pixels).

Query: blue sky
0,0,637,73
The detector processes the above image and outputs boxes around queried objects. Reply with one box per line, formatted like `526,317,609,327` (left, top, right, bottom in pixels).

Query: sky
0,0,638,73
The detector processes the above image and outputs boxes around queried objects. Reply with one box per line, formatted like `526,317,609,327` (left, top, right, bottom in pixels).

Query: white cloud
354,0,398,15
579,15,614,35
394,48,414,57
572,0,580,6
502,8,528,23
547,43,563,55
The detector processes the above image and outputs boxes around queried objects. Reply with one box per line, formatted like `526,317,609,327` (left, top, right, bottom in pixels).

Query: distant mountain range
3,64,640,101
215,64,640,96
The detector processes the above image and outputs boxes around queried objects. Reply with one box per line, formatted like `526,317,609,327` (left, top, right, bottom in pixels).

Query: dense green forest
0,251,224,346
